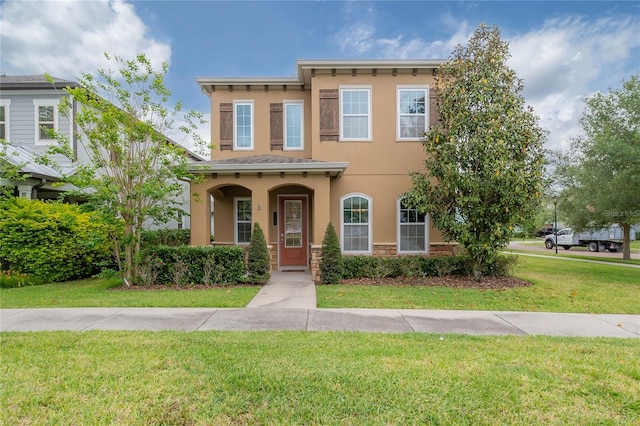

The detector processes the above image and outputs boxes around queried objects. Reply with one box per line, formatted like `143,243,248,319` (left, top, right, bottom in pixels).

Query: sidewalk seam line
195,309,219,331
591,314,640,337
398,310,416,332
492,312,529,336
80,308,124,331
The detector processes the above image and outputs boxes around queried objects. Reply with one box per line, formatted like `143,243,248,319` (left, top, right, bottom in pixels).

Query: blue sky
1,0,639,152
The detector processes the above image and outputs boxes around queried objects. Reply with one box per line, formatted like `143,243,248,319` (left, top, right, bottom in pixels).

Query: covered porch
189,155,347,271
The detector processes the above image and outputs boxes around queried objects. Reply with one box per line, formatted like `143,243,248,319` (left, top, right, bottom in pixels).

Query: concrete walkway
1,271,638,337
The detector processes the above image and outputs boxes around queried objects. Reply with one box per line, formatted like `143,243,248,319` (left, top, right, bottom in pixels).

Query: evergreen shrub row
140,229,191,248
140,245,246,286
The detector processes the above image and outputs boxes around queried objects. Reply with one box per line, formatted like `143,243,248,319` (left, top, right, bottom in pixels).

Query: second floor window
397,87,428,140
340,87,371,141
234,101,253,150
34,100,58,145
284,101,303,150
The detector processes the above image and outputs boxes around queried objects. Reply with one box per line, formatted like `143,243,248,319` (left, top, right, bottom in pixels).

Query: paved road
508,241,640,260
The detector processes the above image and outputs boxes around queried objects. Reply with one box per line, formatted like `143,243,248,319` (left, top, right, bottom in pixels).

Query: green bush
320,223,343,284
140,229,191,248
341,254,516,280
248,223,270,284
140,245,246,285
0,198,117,282
0,270,45,288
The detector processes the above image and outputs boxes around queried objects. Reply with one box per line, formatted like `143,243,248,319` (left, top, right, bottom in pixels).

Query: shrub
248,223,270,284
140,229,190,248
0,198,117,282
342,256,381,279
320,222,343,284
0,270,45,288
140,245,246,285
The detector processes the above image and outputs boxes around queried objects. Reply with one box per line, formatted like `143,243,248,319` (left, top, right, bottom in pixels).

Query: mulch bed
340,275,532,290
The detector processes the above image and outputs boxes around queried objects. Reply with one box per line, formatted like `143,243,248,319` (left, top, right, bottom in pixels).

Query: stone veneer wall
310,242,459,284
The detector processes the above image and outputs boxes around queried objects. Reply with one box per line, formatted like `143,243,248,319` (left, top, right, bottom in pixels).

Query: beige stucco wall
194,67,446,254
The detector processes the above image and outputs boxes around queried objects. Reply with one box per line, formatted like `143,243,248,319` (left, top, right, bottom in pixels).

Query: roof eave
189,161,349,177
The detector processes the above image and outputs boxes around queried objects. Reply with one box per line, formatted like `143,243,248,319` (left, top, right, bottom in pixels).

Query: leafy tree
320,222,343,284
404,24,546,281
555,74,640,259
43,53,207,284
248,222,271,284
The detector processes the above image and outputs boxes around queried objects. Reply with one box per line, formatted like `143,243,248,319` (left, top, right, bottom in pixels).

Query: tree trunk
622,223,631,261
123,222,134,284
472,258,483,283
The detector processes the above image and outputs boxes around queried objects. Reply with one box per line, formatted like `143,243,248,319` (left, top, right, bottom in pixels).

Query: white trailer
544,226,636,252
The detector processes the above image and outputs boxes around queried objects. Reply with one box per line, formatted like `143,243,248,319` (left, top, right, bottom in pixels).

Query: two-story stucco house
0,75,203,230
189,60,458,280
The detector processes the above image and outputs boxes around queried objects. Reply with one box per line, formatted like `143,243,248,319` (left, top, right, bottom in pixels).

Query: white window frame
234,197,252,245
0,99,10,141
397,85,429,141
233,100,254,150
33,99,59,145
339,86,372,142
397,197,429,254
283,100,304,151
340,193,372,254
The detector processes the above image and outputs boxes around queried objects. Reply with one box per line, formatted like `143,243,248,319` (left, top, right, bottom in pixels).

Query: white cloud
331,13,640,153
0,0,171,79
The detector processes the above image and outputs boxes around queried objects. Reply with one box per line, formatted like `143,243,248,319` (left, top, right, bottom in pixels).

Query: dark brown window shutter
429,89,440,128
219,103,233,151
270,103,283,150
319,89,339,141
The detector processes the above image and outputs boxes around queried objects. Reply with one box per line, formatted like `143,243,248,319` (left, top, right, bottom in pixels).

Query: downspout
31,179,46,199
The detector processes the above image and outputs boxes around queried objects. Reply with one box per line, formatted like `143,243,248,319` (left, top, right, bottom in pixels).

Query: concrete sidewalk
2,271,638,337
1,307,638,337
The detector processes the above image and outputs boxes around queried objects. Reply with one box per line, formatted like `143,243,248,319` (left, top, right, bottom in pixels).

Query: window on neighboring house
34,100,58,144
397,87,428,140
284,101,303,150
341,194,372,253
234,101,253,150
235,198,252,244
340,87,371,141
0,101,8,140
398,198,428,253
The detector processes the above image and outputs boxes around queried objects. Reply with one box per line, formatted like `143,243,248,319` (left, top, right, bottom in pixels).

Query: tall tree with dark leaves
405,25,546,281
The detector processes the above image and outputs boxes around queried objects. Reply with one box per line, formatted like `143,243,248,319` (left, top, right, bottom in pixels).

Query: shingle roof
2,145,75,180
0,74,79,90
190,155,348,176
204,154,328,165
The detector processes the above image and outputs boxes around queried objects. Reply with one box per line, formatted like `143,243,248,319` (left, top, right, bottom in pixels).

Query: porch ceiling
189,154,348,177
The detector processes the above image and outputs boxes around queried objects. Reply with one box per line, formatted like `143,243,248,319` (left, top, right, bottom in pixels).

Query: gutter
31,179,46,199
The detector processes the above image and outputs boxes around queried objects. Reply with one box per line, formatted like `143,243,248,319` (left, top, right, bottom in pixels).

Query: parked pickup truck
544,226,636,252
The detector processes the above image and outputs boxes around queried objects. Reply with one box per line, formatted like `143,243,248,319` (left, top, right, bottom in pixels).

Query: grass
0,277,260,308
1,331,638,425
317,256,640,313
515,238,640,256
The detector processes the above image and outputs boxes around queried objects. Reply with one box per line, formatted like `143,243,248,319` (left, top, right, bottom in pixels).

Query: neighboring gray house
0,75,204,229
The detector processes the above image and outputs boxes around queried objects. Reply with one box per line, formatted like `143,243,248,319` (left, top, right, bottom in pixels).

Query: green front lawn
2,331,638,425
317,256,640,313
0,278,259,308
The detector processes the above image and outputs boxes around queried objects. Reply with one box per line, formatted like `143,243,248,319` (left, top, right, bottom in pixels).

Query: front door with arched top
279,195,308,269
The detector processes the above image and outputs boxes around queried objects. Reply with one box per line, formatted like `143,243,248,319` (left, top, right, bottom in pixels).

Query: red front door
279,196,308,269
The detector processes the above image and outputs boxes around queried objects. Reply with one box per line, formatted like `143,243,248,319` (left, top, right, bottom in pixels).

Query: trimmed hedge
140,245,246,285
342,254,516,279
0,198,117,282
140,229,190,248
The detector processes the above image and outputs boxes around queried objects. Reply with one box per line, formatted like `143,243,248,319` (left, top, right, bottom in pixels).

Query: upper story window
341,193,372,254
234,101,254,150
397,198,428,253
340,86,371,141
0,100,9,141
34,99,59,145
397,86,428,141
234,197,252,244
284,100,304,150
